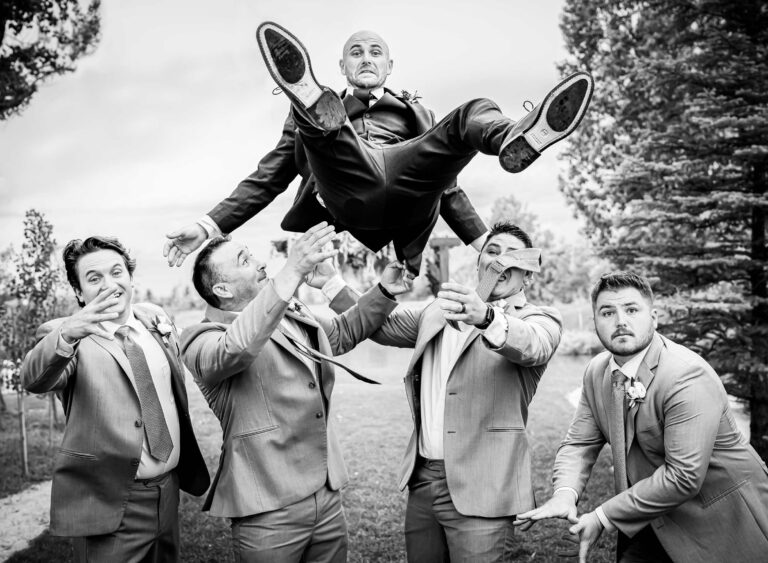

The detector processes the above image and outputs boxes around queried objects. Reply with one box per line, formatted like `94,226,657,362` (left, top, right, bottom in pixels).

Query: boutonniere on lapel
400,89,422,104
626,380,647,408
151,314,174,346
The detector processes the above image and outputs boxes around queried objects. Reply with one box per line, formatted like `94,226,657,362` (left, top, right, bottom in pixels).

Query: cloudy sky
0,0,583,294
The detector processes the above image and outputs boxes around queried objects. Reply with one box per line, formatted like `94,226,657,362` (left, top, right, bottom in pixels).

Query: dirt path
0,480,51,561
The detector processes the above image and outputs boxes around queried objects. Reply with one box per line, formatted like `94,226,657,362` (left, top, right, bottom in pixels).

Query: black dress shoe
499,71,594,173
256,22,345,132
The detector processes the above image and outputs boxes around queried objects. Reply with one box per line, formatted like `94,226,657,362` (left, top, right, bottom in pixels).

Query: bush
558,329,604,356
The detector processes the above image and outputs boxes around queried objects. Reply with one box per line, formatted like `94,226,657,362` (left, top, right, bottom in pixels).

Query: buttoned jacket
181,282,396,518
554,333,768,562
21,303,210,537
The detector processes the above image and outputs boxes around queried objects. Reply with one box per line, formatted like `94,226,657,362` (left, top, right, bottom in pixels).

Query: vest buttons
135,419,143,428
364,113,371,119
308,381,316,389
315,412,323,419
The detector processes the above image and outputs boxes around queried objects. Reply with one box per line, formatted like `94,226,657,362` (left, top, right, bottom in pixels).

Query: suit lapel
626,334,663,451
91,333,133,381
406,304,447,375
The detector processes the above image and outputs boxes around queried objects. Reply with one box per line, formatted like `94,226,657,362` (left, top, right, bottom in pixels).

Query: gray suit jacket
553,333,768,562
181,281,396,518
21,303,210,537
331,295,562,517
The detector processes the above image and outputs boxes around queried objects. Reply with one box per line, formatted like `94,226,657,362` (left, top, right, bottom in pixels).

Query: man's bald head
339,30,393,90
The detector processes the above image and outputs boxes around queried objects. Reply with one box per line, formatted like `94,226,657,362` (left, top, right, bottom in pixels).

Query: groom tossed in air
165,23,593,273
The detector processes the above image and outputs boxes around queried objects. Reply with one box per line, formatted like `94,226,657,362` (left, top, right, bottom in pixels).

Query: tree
559,0,768,458
1,0,101,120
0,209,67,475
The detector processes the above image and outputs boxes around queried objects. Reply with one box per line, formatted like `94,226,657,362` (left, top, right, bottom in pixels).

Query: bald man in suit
164,25,593,276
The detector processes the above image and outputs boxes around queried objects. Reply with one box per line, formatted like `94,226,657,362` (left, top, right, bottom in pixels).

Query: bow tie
352,88,375,105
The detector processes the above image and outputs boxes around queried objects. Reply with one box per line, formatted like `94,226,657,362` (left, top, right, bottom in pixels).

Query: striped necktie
609,368,629,492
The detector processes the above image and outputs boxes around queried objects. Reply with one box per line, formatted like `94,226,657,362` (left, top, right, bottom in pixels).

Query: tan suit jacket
554,333,768,562
21,303,210,537
332,296,562,517
181,282,396,518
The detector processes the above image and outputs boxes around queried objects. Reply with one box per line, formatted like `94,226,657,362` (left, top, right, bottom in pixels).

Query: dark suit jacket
21,303,210,537
208,88,486,250
554,333,768,562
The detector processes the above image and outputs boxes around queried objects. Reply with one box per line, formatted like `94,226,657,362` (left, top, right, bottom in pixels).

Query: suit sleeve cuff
482,306,509,349
56,329,77,357
198,216,223,238
321,275,347,302
595,506,616,532
553,486,580,504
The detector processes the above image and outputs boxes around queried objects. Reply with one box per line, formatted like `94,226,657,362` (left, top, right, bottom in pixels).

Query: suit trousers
617,526,673,563
294,98,513,272
229,485,347,563
72,471,180,563
405,459,517,563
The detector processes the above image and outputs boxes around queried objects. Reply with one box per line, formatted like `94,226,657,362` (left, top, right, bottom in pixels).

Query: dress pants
405,459,517,563
617,526,673,563
72,471,180,563
230,485,347,563
294,98,514,272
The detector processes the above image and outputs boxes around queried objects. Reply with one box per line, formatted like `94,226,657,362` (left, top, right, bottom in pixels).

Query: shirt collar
369,87,385,101
609,342,653,380
102,307,143,336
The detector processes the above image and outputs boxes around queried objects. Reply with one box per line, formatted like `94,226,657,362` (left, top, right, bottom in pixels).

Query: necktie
352,88,373,106
280,329,381,385
116,326,173,462
609,369,629,492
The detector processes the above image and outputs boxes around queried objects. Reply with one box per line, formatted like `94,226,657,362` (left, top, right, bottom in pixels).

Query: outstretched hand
567,511,604,563
164,223,207,267
513,491,578,531
306,258,338,289
285,222,338,278
380,262,415,296
437,282,487,326
59,288,122,342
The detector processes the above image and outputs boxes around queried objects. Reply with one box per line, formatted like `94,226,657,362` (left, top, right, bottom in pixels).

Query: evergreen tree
559,0,768,458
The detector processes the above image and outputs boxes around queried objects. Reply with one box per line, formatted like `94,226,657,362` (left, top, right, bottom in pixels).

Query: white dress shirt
58,308,181,479
418,292,522,460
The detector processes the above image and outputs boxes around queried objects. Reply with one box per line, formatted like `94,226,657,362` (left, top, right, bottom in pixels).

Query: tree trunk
48,393,56,449
17,390,29,478
749,162,768,461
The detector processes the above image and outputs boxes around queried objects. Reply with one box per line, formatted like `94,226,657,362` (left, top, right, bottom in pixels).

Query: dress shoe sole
256,22,345,131
499,72,594,173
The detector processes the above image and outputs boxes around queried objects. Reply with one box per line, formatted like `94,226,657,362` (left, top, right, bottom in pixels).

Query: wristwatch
476,305,495,330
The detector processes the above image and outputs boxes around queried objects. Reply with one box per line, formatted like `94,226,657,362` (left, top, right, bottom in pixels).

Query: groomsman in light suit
22,236,210,562
181,222,413,563
515,271,768,563
330,221,563,562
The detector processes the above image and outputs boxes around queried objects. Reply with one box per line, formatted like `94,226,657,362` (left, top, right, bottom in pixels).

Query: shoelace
522,100,534,112
272,87,283,95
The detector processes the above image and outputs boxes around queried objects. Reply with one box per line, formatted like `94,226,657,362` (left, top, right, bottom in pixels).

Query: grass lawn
5,337,616,562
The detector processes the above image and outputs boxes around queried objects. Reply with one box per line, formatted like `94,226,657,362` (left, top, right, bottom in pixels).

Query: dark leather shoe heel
499,137,541,173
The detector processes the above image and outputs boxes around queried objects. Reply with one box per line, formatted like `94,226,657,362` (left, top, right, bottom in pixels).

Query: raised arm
182,223,338,386
164,114,300,266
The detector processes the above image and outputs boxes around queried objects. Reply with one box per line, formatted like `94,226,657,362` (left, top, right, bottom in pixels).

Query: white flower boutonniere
151,315,174,345
626,380,647,409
